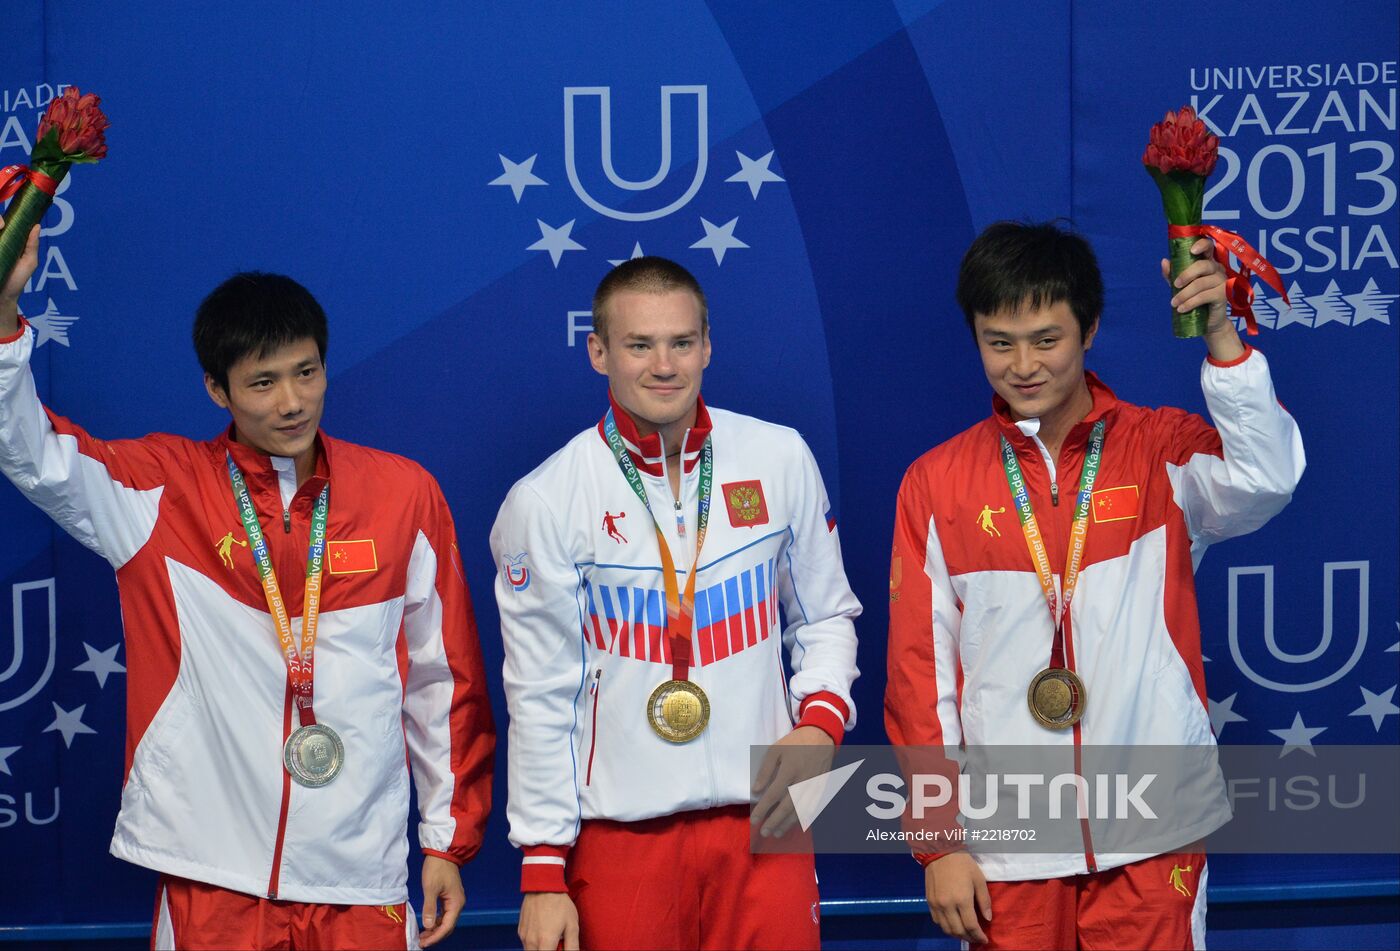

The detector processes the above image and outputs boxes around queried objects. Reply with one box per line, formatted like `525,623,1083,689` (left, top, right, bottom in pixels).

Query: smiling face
587,288,711,443
204,336,326,464
974,299,1097,426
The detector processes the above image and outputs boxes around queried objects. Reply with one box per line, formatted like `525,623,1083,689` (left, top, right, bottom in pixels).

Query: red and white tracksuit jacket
886,350,1304,881
490,395,861,891
0,318,494,904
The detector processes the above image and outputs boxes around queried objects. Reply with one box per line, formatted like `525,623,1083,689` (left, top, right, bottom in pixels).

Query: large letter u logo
564,85,709,222
0,579,57,713
1228,562,1368,693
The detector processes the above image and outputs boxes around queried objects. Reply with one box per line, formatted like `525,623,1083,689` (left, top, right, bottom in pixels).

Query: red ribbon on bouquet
1167,224,1290,336
0,165,59,203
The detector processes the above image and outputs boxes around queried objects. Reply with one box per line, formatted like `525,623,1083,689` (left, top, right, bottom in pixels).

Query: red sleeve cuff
421,848,463,867
521,844,570,893
796,691,850,746
915,851,966,866
0,315,28,345
1206,343,1254,368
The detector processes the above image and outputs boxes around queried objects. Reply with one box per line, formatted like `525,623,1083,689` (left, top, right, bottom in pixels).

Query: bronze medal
647,679,711,743
283,722,345,787
1027,668,1086,729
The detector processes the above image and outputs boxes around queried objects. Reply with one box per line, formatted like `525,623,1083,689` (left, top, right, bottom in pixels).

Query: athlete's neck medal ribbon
0,87,109,288
1143,104,1287,339
226,454,344,787
602,409,714,743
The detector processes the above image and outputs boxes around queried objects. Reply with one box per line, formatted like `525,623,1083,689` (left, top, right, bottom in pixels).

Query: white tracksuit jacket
0,318,494,904
490,395,861,891
886,350,1305,882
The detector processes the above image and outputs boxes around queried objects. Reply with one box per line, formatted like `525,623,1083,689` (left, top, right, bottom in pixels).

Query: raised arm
1156,236,1304,558
0,216,164,567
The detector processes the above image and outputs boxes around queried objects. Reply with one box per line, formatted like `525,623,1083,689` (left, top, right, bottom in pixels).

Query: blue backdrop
1,0,1396,936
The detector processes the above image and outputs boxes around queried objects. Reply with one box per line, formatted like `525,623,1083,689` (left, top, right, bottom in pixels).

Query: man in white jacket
887,222,1305,949
492,257,861,950
0,220,494,951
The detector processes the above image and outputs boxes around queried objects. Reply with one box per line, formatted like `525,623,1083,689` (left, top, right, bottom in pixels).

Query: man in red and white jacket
492,256,861,950
886,222,1304,949
0,222,494,950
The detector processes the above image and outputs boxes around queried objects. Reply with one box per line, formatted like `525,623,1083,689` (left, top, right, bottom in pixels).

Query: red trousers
152,875,417,950
980,852,1207,950
567,805,821,950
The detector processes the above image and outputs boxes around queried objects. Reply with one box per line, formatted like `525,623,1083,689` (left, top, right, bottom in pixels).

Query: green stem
1168,235,1211,338
0,164,69,288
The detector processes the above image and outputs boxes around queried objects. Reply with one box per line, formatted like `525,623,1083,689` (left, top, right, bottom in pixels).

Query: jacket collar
597,391,713,477
215,425,332,503
992,372,1118,451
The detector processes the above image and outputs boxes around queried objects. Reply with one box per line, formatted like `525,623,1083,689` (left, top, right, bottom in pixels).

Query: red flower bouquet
1143,105,1288,339
0,87,110,287
1143,106,1219,337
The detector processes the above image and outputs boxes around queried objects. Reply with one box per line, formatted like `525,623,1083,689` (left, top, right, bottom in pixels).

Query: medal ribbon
226,454,329,727
603,409,712,682
0,164,60,201
1000,420,1105,668
1167,224,1289,337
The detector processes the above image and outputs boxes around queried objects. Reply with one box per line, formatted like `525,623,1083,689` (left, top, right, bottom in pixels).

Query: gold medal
1027,668,1086,729
283,723,345,787
647,679,711,743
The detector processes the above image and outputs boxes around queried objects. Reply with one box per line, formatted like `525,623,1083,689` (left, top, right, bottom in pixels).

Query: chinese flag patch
328,539,378,574
1091,485,1140,523
722,480,769,528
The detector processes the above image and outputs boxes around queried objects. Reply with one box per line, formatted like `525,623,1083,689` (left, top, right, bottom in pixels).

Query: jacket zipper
1029,434,1060,507
659,431,713,801
266,483,305,897
660,430,690,542
1074,717,1097,873
702,704,720,806
266,683,294,898
1050,433,1097,872
585,669,602,786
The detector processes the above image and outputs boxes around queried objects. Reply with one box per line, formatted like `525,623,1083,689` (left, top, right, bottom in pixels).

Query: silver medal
283,723,345,787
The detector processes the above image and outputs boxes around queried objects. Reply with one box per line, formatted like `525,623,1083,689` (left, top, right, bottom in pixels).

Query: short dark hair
193,272,328,390
592,256,708,341
955,221,1104,339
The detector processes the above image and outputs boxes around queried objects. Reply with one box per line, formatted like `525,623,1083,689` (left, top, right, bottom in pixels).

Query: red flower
1142,105,1217,177
36,86,110,160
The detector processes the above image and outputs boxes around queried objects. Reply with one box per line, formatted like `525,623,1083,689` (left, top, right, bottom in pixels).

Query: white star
43,703,96,749
0,746,19,776
527,219,586,267
1349,686,1399,732
726,150,785,199
1243,288,1284,331
74,642,125,689
1208,692,1247,738
488,154,547,203
1275,282,1315,329
608,242,646,268
1268,712,1326,758
1306,280,1352,327
29,297,79,348
1344,278,1397,326
690,217,749,266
